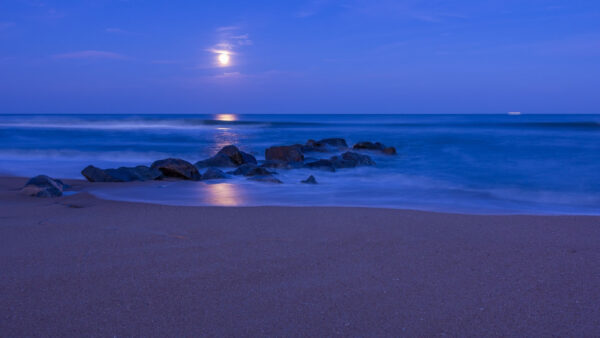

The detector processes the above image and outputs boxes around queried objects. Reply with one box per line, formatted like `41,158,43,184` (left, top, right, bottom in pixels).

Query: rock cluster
82,165,162,182
76,140,395,185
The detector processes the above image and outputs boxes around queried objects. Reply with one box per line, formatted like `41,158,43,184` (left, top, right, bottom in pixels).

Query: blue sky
0,0,598,114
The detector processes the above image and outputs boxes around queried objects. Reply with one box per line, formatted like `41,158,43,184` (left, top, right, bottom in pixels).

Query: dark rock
82,165,119,182
353,141,397,155
329,156,357,169
82,165,162,182
231,164,275,176
303,138,348,152
215,145,257,166
22,175,65,197
353,141,385,151
341,151,375,166
246,167,275,177
202,167,228,180
305,159,336,172
301,175,318,184
195,153,236,168
231,163,258,175
151,158,201,180
248,175,283,184
383,147,397,155
265,145,304,163
327,152,375,169
320,138,348,148
196,145,257,168
261,160,293,169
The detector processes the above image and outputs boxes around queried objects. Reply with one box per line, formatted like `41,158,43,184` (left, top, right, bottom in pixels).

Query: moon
218,53,230,66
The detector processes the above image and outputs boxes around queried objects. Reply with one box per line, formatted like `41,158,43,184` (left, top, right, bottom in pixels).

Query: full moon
218,53,230,66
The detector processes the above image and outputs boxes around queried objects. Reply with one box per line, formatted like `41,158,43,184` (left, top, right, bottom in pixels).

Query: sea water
1,114,599,215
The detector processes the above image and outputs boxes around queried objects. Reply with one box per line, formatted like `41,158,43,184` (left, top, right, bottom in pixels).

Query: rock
81,165,162,182
195,153,236,168
261,160,294,169
246,167,276,177
265,145,304,163
22,175,65,197
329,156,357,169
353,141,397,155
382,147,397,155
231,164,275,176
327,152,375,169
196,145,257,168
305,159,336,172
303,138,348,152
320,138,348,148
301,175,318,184
340,151,375,166
82,165,119,182
248,175,283,184
151,158,201,180
201,167,228,180
353,141,385,151
230,163,258,175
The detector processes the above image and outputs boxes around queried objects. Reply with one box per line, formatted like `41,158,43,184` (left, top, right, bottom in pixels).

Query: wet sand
1,176,599,336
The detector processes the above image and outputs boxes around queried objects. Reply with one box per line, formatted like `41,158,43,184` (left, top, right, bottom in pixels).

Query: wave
0,119,330,130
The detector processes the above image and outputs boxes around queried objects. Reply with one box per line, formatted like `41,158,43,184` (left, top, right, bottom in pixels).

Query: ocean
1,113,599,215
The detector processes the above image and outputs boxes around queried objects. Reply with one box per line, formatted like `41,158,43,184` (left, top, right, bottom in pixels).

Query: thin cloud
52,50,126,60
205,25,252,68
216,26,239,32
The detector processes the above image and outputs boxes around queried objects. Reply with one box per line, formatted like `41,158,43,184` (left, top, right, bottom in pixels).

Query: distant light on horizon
508,112,521,115
215,113,237,121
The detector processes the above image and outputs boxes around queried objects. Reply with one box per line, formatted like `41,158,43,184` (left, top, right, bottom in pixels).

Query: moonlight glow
218,53,230,66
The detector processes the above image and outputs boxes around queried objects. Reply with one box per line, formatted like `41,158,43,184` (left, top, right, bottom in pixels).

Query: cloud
52,50,126,60
231,34,253,46
214,72,243,79
205,25,252,68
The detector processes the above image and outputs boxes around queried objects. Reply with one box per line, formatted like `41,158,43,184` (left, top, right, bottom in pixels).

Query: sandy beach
1,176,599,336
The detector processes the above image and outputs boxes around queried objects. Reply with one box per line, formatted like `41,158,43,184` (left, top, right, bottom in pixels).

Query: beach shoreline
2,175,600,336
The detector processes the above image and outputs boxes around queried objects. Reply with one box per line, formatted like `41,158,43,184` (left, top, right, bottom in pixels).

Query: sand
1,176,599,336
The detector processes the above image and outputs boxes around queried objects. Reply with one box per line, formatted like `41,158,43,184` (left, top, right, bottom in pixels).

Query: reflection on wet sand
203,183,243,206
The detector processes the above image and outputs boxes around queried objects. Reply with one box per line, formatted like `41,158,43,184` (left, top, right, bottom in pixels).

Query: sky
0,0,599,114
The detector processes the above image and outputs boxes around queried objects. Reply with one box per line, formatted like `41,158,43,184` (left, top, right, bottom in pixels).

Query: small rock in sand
81,165,162,182
22,175,66,197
